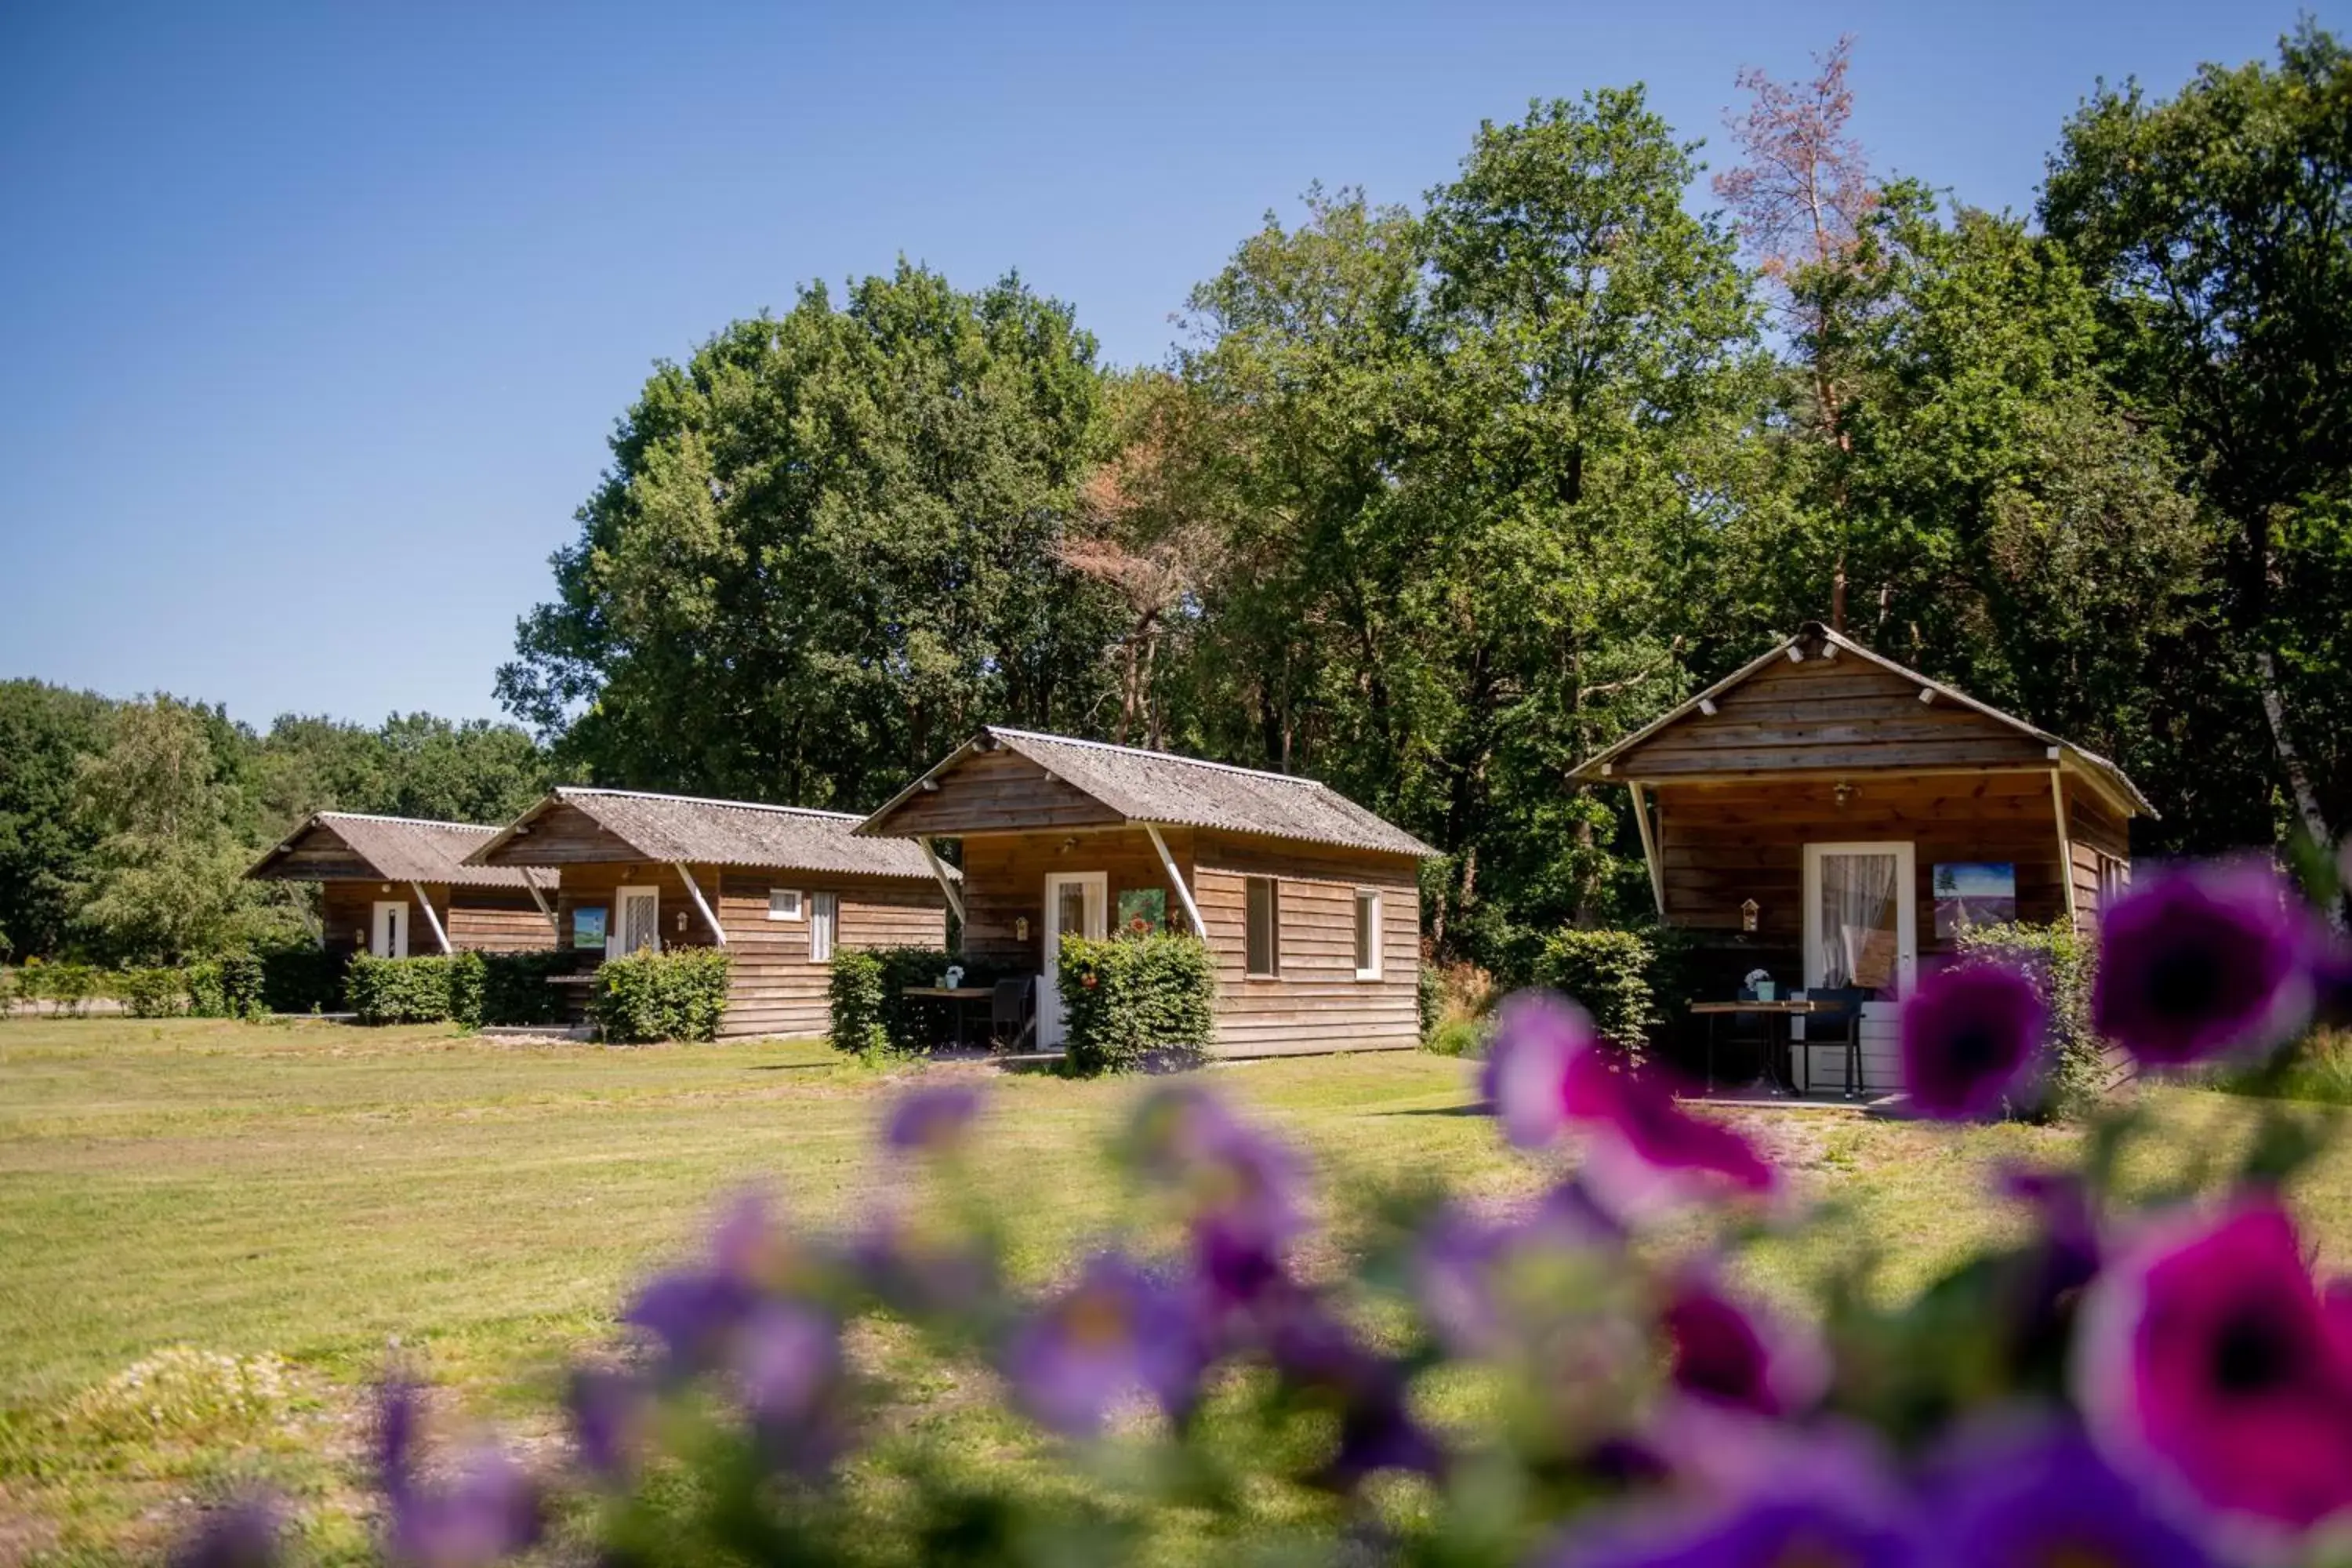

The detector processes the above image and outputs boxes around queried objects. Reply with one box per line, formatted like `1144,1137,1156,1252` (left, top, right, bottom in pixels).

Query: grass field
2,1015,2347,1563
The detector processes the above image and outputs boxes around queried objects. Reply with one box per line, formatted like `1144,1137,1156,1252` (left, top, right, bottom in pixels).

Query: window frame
1352,888,1382,981
1243,876,1280,979
808,890,838,964
767,887,804,922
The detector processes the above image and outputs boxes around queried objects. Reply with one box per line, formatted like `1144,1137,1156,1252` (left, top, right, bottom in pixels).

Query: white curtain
1819,853,1899,989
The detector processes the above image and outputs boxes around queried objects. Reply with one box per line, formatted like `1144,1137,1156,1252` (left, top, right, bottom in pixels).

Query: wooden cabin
464,787,950,1040
246,812,559,958
855,728,1438,1057
1569,622,2151,1094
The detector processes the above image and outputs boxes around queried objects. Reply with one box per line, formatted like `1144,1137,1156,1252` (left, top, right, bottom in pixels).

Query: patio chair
989,977,1035,1052
1807,987,1867,1099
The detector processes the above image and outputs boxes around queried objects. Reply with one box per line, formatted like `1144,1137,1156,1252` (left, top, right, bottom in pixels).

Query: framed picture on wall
1933,862,2016,939
1116,887,1167,936
572,906,608,949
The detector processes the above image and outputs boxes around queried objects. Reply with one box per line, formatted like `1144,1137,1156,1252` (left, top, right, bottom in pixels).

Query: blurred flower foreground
181,860,2352,1568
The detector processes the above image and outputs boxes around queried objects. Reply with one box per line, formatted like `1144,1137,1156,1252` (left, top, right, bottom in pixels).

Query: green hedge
1530,928,1658,1060
1953,919,2108,1119
592,949,731,1044
122,968,183,1018
478,951,569,1026
14,960,101,1014
260,947,346,1014
347,953,470,1025
826,947,1004,1055
1056,932,1215,1076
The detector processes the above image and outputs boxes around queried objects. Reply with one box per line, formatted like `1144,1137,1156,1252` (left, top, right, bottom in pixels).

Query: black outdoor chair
1806,986,1867,1099
989,976,1035,1052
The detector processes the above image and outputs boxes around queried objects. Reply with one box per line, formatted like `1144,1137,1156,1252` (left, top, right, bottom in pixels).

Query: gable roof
1568,622,2154,817
857,727,1439,857
246,812,554,890
466,787,949,880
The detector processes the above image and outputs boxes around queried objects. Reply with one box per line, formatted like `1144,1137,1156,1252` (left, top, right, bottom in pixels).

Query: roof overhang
245,815,379,882
1567,623,2155,818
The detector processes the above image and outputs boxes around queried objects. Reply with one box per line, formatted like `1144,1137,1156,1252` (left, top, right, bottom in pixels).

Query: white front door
1802,842,1918,996
371,900,408,959
1037,871,1107,1049
610,886,661,957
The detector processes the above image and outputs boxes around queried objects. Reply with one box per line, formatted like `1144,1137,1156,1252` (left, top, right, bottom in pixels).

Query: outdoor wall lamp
1834,779,1856,808
1740,898,1759,933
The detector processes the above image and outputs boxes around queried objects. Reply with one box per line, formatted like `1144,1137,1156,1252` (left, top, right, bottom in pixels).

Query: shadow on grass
1374,1102,1488,1117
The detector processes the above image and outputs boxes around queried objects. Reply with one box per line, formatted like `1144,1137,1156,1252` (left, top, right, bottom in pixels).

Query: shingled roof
858,727,1438,857
246,813,553,890
466,787,949,880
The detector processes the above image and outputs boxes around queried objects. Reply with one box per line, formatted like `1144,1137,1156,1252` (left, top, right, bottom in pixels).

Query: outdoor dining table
899,985,996,1048
1687,998,1828,1094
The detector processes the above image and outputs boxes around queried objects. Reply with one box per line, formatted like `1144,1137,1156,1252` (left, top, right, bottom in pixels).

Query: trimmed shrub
260,947,345,1014
826,947,1004,1055
121,968,183,1018
827,949,892,1056
184,954,266,1019
1417,964,1443,1040
1057,932,1215,1076
38,962,100,1016
477,951,568,1026
345,953,461,1025
1953,919,2108,1119
592,949,731,1044
1531,928,1657,1059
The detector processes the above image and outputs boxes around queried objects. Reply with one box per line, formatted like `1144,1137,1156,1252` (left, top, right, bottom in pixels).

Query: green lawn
2,1015,2347,1563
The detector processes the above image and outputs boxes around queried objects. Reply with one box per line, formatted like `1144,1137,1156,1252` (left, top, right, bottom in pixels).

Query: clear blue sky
0,0,2331,731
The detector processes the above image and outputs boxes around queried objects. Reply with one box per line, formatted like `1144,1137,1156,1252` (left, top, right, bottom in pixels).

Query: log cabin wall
876,748,1124,837
444,891,560,953
321,880,446,957
552,859,945,1039
952,826,1422,1057
1190,832,1421,1057
956,826,1193,972
1650,771,2071,951
1614,654,2054,777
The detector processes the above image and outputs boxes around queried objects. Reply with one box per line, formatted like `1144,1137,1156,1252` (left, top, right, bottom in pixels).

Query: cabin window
808,891,838,963
768,888,804,921
1353,890,1381,980
2096,851,2128,906
1244,877,1279,978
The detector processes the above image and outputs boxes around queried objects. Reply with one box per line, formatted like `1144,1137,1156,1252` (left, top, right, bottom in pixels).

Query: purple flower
1556,1489,1912,1568
564,1365,646,1485
623,1265,758,1379
1125,1083,1308,1247
1410,1182,1621,1357
1481,990,1599,1149
387,1447,543,1568
882,1082,983,1156
1899,960,2048,1118
1484,992,1778,1218
1262,1300,1443,1489
2076,1198,2352,1537
374,1378,541,1568
736,1299,847,1472
1918,1419,2217,1568
169,1495,282,1568
2093,860,2324,1065
1660,1272,1827,1418
1004,1252,1202,1436
851,1210,996,1319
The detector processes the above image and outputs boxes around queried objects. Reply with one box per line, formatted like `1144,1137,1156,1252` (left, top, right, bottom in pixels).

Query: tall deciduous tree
498,263,1120,805
2042,21,2352,855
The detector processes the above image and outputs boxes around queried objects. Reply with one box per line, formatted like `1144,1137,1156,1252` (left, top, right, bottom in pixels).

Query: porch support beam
1628,784,1666,919
677,864,726,947
525,877,559,939
1142,822,1208,938
918,837,967,927
410,884,453,955
2049,771,2078,931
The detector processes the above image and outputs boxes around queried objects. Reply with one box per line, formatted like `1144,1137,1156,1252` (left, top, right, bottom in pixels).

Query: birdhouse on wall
1740,898,1760,934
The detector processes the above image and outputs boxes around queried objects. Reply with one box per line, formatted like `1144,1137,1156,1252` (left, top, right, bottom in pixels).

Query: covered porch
1571,624,2150,1097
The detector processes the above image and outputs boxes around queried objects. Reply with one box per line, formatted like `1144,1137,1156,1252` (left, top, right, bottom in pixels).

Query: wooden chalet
464,787,949,1040
855,728,1438,1057
246,812,559,958
1569,622,2151,1093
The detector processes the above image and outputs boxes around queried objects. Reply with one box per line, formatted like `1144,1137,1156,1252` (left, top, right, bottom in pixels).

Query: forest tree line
8,30,2347,970
498,28,2352,964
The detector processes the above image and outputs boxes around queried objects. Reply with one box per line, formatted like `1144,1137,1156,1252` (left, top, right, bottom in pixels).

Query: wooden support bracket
410,883,453,955
1143,822,1208,938
677,865,727,947
918,837,967,927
